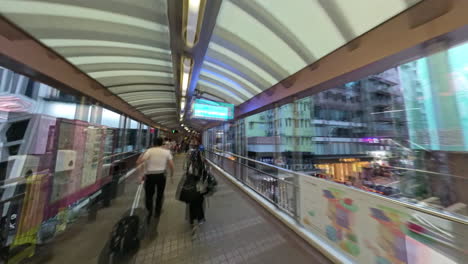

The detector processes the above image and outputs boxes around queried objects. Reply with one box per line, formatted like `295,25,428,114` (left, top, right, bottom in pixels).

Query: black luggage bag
178,173,199,203
109,182,145,257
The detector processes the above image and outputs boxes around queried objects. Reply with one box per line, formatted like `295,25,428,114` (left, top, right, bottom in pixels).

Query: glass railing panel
206,149,468,263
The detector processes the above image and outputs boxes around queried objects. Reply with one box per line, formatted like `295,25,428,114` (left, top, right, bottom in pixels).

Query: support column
423,39,458,206
119,116,127,153
89,103,103,125
425,39,462,151
292,97,302,171
273,103,281,163
74,96,90,122
0,69,9,92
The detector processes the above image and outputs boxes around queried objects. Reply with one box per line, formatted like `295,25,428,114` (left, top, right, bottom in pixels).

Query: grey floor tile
44,154,333,264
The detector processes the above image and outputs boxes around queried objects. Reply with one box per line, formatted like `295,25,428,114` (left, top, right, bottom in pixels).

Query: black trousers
189,193,205,224
144,173,166,216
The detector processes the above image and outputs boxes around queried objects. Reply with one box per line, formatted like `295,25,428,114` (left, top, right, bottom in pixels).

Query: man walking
137,137,174,223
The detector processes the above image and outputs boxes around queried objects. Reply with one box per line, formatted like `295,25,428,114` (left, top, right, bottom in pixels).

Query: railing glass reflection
206,149,468,264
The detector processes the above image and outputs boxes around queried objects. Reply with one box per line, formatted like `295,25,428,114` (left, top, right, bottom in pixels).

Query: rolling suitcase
109,182,144,259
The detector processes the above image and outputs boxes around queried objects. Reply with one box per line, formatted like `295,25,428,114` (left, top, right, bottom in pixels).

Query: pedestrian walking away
137,137,174,224
177,143,217,237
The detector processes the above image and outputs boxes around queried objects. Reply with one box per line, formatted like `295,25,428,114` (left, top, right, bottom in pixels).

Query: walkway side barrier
205,150,468,264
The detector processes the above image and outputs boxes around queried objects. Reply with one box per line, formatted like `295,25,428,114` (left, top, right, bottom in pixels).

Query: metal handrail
389,166,468,180
102,150,143,160
207,149,468,225
206,152,296,216
211,149,299,175
224,157,294,183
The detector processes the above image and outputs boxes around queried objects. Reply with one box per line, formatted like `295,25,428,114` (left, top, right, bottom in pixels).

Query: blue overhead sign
192,99,234,121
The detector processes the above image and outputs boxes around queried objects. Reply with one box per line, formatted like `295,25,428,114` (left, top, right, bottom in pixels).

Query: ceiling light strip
180,56,193,97
185,0,205,47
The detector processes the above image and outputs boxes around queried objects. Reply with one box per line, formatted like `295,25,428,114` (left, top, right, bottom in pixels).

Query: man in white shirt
137,137,174,222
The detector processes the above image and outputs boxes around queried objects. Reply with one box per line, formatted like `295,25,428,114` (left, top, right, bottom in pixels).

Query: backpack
178,174,199,203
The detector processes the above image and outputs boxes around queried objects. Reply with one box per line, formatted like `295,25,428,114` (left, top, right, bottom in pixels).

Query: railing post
221,152,224,169
293,174,301,223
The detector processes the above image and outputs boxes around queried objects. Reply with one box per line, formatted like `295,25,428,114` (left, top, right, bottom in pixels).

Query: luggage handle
130,182,143,216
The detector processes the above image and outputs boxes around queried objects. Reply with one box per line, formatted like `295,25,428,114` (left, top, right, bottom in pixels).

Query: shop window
8,145,20,155
6,119,30,142
334,93,340,101
10,74,20,92
0,161,7,182
24,79,35,98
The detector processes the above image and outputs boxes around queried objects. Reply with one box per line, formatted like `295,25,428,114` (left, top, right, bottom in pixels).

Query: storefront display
81,127,104,188
0,67,151,262
315,158,370,183
50,119,87,205
11,174,48,247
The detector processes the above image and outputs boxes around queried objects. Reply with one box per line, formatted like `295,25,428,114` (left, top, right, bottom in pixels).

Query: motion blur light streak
181,57,193,97
185,0,203,47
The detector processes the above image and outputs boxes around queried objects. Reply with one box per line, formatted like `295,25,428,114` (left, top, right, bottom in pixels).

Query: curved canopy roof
198,0,421,105
0,0,422,129
0,0,178,127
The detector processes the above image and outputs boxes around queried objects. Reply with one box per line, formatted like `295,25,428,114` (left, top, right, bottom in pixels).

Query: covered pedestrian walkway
0,1,467,263
133,155,331,264
32,154,331,264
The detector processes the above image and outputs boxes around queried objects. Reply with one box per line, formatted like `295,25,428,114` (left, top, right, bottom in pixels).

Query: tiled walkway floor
134,155,331,264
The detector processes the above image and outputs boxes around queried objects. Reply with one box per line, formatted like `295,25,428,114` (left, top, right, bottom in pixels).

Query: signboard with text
191,99,234,121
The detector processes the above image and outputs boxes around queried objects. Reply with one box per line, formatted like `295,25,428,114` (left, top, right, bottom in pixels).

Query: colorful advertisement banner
299,175,467,263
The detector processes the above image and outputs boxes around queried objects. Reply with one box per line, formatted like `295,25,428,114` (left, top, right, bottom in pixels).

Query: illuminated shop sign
360,137,380,143
339,158,361,162
367,151,389,158
192,99,234,121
